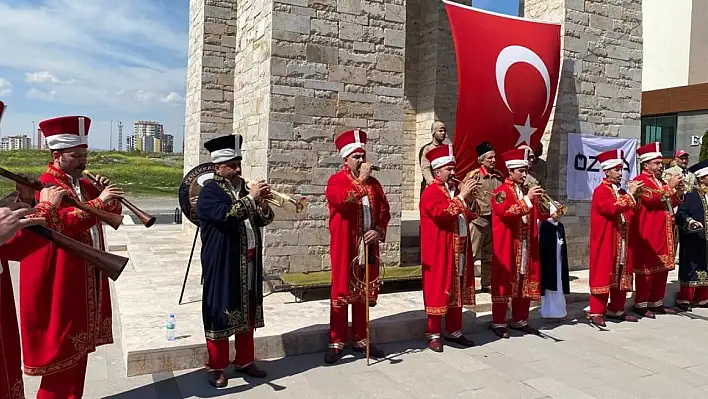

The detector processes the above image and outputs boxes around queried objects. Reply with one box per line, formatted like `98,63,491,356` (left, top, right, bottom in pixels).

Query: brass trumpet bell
245,178,308,213
525,180,567,216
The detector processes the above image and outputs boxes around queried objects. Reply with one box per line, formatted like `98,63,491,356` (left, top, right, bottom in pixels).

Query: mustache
76,164,86,170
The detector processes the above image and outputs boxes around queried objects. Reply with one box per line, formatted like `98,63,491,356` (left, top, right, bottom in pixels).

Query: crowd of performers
2,98,707,396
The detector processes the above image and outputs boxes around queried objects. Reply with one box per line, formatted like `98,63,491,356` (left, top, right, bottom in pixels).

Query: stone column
232,0,407,275
183,0,238,237
522,0,643,269
406,0,459,211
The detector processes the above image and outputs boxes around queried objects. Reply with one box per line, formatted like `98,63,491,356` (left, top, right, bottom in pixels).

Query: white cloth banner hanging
566,134,638,201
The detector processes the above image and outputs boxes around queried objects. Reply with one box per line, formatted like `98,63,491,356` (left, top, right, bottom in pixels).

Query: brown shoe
446,335,475,347
208,370,227,388
589,315,606,327
606,314,638,322
427,338,443,352
324,348,343,364
352,344,386,359
634,308,655,319
676,303,691,312
234,363,267,379
649,305,677,315
491,326,509,339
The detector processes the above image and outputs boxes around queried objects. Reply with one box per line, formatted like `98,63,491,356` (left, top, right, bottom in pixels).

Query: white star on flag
514,114,537,146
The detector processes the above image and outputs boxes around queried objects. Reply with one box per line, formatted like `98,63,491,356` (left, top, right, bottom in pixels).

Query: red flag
445,1,561,177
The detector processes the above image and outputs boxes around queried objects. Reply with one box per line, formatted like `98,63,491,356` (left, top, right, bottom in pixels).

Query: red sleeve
325,172,367,213
34,175,106,236
592,185,636,218
421,185,476,225
1,201,59,261
491,186,531,223
373,181,391,242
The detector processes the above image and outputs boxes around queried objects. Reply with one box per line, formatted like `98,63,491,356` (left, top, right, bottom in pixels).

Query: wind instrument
524,180,568,216
620,178,670,199
0,167,124,230
82,170,156,228
244,178,307,213
364,241,371,366
0,192,129,281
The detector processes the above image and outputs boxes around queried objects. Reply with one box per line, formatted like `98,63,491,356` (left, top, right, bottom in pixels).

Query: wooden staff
364,240,370,366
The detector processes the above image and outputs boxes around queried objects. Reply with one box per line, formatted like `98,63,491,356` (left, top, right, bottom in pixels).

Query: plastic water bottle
166,314,176,341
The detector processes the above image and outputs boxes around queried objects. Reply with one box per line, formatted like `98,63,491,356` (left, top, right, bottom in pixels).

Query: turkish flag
445,1,561,177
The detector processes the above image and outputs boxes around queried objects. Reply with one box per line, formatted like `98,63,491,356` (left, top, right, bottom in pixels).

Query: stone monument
183,0,642,274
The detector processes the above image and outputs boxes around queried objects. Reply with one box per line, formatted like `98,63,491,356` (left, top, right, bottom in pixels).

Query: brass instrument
621,178,673,199
525,180,568,216
83,170,157,228
0,167,124,230
0,192,129,281
244,178,307,213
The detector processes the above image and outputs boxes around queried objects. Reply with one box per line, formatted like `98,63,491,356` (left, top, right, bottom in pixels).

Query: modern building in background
126,120,174,153
1,134,32,151
642,0,708,159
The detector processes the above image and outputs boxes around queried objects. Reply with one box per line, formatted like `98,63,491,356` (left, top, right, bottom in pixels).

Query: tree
700,130,708,162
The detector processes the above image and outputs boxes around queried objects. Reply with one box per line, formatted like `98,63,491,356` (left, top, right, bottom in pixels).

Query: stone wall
183,0,238,237
523,0,643,270
251,0,407,274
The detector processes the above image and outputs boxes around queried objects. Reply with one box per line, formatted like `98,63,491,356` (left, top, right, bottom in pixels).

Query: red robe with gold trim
325,166,390,307
589,179,636,294
491,179,548,302
629,171,681,275
9,164,121,376
1,209,55,399
420,179,477,315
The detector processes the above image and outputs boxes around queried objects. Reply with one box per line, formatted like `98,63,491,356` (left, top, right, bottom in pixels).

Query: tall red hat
596,149,624,170
501,147,529,169
335,129,367,158
426,144,456,170
0,101,5,124
39,116,91,150
637,142,662,163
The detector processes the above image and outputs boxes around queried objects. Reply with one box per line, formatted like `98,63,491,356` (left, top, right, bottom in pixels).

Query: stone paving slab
105,224,605,377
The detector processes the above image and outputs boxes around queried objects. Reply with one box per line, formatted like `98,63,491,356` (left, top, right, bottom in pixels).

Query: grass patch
0,150,183,197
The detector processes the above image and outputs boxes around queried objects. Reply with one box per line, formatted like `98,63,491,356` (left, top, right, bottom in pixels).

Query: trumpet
83,170,157,228
525,180,568,216
620,178,669,198
244,178,307,213
450,175,495,200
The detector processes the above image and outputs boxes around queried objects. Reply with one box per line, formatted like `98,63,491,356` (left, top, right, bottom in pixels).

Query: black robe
539,220,570,295
675,191,708,286
196,174,274,340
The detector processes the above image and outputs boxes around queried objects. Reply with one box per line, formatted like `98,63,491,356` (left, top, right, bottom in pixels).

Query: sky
0,0,518,151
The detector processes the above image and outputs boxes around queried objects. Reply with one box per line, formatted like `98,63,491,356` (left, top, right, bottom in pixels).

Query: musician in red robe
420,145,478,352
10,116,123,398
588,149,641,327
630,142,683,318
490,148,548,339
324,129,391,364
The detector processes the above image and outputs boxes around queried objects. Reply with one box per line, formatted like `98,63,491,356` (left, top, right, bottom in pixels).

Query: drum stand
178,226,201,305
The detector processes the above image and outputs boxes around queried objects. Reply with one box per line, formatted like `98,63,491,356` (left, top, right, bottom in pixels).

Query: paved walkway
9,260,708,398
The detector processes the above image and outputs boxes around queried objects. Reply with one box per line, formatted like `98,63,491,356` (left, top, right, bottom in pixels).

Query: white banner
566,134,638,201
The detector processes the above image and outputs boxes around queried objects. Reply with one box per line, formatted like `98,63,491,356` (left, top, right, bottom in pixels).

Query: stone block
298,228,331,245
295,97,337,117
311,18,338,37
338,92,376,103
294,125,335,140
376,54,405,72
373,103,404,121
306,44,339,64
288,255,323,273
337,101,375,118
286,61,329,79
269,121,295,140
273,11,311,34
337,0,361,15
595,83,618,98
339,22,364,41
329,65,367,84
384,4,405,23
384,28,405,48
304,80,345,91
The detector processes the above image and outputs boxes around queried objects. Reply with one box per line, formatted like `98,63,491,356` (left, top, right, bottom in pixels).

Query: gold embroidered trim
425,306,448,316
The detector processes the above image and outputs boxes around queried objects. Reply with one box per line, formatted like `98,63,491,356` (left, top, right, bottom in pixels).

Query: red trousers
589,289,628,316
426,307,463,340
329,303,366,350
206,328,255,370
36,356,88,399
677,286,708,305
634,271,669,308
1,266,24,399
492,298,531,328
